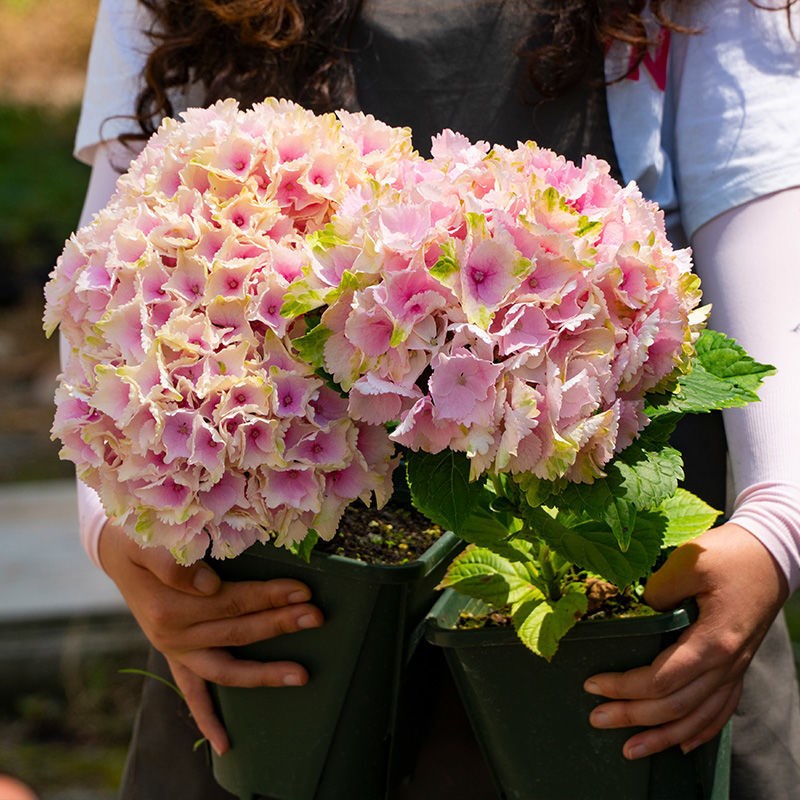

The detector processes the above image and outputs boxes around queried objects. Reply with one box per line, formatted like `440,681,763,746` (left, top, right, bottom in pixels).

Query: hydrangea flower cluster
291,130,703,483
45,99,415,564
44,99,702,564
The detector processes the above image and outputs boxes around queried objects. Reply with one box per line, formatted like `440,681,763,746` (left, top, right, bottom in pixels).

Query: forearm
77,479,107,570
690,188,800,592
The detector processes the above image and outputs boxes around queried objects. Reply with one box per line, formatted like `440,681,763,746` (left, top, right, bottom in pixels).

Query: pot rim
234,529,463,584
425,589,698,647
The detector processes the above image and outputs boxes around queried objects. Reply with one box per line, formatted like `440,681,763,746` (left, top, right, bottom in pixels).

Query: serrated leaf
289,529,319,563
660,488,720,547
557,445,683,524
280,281,326,318
511,583,588,661
441,545,546,607
406,450,485,535
612,445,684,510
293,324,332,369
522,507,664,587
664,330,775,414
672,362,757,413
696,329,776,390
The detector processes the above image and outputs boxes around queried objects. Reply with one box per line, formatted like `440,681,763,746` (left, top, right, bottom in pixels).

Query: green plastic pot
208,531,462,800
425,590,731,800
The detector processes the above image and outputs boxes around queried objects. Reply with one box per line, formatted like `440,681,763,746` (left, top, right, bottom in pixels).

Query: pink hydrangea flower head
44,100,702,563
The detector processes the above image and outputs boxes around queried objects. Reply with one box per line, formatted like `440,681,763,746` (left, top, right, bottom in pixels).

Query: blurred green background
0,2,143,798
0,0,95,484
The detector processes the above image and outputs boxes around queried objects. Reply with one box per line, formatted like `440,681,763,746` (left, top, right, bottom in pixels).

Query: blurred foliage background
0,0,96,482
0,3,145,798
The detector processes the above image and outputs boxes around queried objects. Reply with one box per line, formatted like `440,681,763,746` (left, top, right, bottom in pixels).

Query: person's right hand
98,520,323,756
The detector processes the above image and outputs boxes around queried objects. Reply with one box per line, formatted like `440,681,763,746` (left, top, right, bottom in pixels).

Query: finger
168,657,230,757
136,589,322,654
620,681,741,760
680,681,743,755
130,543,222,597
197,579,319,623
589,666,726,729
584,633,709,700
643,541,706,611
182,602,323,649
180,648,310,688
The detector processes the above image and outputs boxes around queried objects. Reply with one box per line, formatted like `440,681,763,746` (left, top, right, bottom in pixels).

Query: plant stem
536,543,562,600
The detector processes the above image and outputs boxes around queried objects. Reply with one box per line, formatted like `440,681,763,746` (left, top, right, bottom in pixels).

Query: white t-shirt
73,0,800,590
606,0,800,239
76,0,800,235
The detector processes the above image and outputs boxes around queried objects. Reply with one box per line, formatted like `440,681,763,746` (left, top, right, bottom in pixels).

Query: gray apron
119,1,800,797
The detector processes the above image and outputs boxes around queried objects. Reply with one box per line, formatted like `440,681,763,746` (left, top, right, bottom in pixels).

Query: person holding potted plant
58,0,800,797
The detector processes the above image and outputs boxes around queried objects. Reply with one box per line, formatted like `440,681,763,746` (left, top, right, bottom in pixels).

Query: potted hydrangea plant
43,99,464,800
416,323,767,799
44,97,769,799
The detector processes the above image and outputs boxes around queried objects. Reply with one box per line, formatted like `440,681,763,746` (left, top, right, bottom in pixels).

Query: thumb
133,544,222,597
643,540,706,611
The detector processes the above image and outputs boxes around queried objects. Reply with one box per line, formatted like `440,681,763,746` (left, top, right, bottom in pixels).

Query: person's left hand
583,522,789,759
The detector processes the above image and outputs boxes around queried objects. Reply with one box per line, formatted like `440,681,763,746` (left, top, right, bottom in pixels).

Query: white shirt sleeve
608,0,800,591
691,189,800,593
669,0,800,237
74,0,152,165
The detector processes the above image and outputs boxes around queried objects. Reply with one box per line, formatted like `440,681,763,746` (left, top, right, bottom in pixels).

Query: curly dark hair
130,0,795,140
133,0,361,138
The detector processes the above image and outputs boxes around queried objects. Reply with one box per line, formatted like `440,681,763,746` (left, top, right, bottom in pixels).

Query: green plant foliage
660,489,721,547
405,449,485,535
520,507,665,589
649,329,776,416
0,104,89,299
410,328,773,660
441,541,545,607
512,583,588,661
289,529,320,563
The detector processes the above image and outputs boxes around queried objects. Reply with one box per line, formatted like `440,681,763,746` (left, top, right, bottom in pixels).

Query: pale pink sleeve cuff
76,478,108,571
729,481,800,595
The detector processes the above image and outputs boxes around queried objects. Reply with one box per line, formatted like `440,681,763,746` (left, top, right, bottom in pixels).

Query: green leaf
522,507,664,588
655,329,776,415
511,583,588,661
556,444,683,528
289,530,319,563
612,445,684,510
513,472,563,509
293,324,332,370
456,501,515,546
660,488,720,547
406,450,485,535
280,280,326,318
696,329,776,391
440,544,546,607
429,240,459,283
